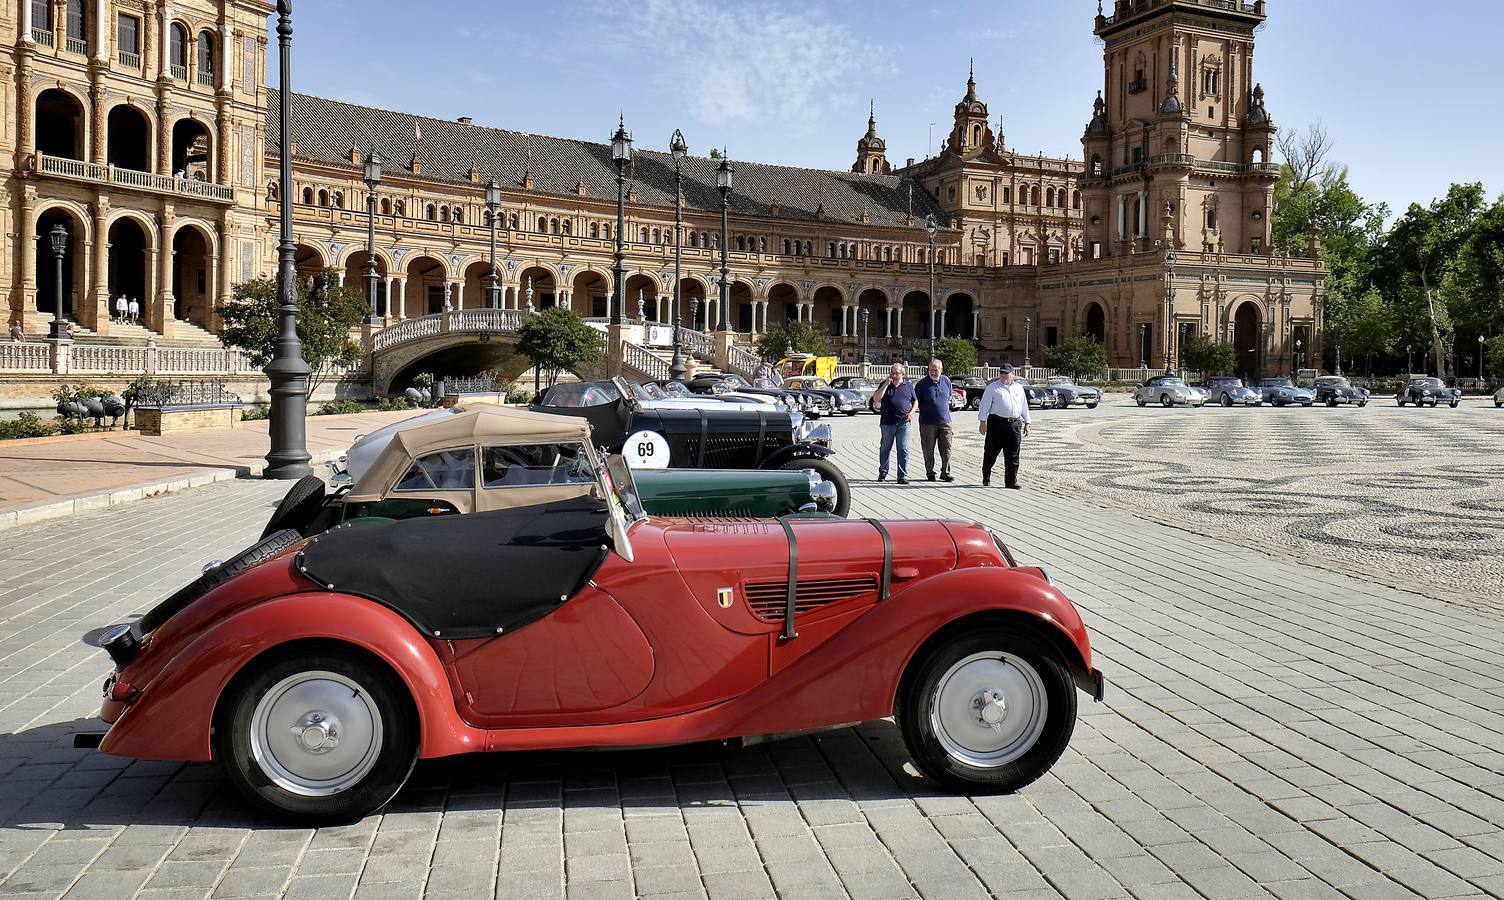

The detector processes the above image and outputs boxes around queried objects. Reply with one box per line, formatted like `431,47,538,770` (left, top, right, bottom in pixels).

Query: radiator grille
743,576,877,620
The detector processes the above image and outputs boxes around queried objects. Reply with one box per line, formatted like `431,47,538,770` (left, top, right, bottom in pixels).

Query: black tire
775,456,850,518
1397,397,1406,406
262,475,328,538
967,396,979,410
1160,394,1174,408
1495,400,1501,408
1135,398,1146,407
1449,400,1459,408
216,649,417,824
1220,395,1232,408
896,627,1076,794
138,529,303,634
1085,402,1098,410
1358,401,1367,408
1326,397,1337,408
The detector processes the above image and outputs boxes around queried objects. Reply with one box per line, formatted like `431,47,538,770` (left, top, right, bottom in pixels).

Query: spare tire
262,475,327,538
138,529,303,635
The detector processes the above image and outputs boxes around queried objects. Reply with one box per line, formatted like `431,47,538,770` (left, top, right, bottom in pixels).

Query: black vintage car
534,377,850,515
955,375,989,409
1396,376,1461,408
1312,376,1370,407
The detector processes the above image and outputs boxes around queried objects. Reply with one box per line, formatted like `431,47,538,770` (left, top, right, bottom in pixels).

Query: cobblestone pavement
1000,398,1504,610
1,414,1502,899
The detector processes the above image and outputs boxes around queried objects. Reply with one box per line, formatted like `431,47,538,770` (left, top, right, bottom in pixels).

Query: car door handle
893,566,920,580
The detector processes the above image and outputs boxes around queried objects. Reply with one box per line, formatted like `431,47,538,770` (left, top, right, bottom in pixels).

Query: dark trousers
982,415,1023,486
920,423,952,477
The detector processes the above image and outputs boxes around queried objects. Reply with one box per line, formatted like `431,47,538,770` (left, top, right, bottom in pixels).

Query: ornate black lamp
485,178,503,308
716,154,734,332
669,129,688,381
609,116,632,326
362,151,382,324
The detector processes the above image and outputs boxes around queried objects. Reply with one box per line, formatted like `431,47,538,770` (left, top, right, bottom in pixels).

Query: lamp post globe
362,152,382,325
716,155,734,333
609,116,632,326
264,0,312,479
484,178,503,309
667,129,689,381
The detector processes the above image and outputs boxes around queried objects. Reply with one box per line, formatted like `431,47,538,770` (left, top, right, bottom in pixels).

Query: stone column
18,190,38,330
159,4,171,78
455,281,465,310
91,198,110,335
385,275,397,317
396,276,407,319
95,0,110,61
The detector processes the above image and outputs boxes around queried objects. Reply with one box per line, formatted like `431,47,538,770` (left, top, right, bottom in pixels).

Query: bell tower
948,60,995,156
1079,0,1277,258
851,101,890,175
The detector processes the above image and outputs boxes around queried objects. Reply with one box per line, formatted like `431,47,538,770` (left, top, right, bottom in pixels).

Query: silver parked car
1133,375,1206,408
1257,377,1316,407
1199,376,1262,407
1044,377,1103,409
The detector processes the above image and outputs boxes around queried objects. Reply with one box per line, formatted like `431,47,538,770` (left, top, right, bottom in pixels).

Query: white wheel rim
929,652,1048,768
249,670,383,797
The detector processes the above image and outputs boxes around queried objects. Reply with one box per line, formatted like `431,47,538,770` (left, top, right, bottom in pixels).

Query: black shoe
982,479,991,487
896,477,909,485
940,473,954,482
877,474,886,482
1006,483,1022,490
927,472,937,482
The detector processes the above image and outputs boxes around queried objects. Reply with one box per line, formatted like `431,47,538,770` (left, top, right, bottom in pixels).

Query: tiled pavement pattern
1012,400,1504,610
1,414,1502,899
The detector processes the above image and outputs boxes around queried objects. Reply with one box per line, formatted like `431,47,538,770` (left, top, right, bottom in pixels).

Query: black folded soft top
297,497,611,639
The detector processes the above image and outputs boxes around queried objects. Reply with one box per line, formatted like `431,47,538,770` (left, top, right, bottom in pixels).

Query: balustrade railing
117,50,140,67
72,345,150,373
727,346,762,378
679,327,712,359
156,347,253,375
170,64,187,80
0,343,50,372
449,308,525,333
33,153,234,202
623,343,669,381
31,28,54,46
64,36,88,54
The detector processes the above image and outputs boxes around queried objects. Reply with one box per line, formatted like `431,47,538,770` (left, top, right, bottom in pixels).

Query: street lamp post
1406,343,1412,373
1335,343,1343,376
1024,316,1032,369
716,155,734,332
1294,338,1303,376
485,178,502,308
924,214,938,361
263,0,311,480
609,116,633,327
1139,322,1148,370
861,308,870,364
1164,250,1177,374
1479,333,1486,383
668,129,688,381
362,152,382,324
48,224,68,337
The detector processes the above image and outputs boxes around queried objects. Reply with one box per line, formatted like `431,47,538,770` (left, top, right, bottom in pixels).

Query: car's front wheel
1397,397,1406,406
1449,400,1459,408
1220,395,1232,407
776,456,850,518
1160,394,1174,407
1135,397,1146,407
897,628,1076,794
217,649,418,824
1085,402,1098,410
1326,397,1337,407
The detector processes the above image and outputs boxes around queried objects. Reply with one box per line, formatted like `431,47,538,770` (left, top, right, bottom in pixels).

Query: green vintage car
264,404,839,538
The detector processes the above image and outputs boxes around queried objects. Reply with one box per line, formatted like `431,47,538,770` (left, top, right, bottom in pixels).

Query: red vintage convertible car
82,456,1104,822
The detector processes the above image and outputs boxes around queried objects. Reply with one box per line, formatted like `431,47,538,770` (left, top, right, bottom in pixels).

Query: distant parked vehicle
1257,378,1315,407
784,376,864,416
1133,375,1205,408
1495,385,1503,408
1198,376,1261,407
955,375,989,410
1396,377,1461,408
1311,376,1370,407
1043,378,1102,409
828,376,879,411
1016,379,1059,409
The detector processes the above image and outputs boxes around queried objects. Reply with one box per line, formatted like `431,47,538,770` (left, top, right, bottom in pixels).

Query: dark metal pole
669,161,686,380
263,0,312,480
612,162,627,327
1164,252,1176,374
718,187,731,332
364,186,379,324
1024,317,1032,369
861,308,869,364
927,232,936,362
52,225,66,319
487,211,498,308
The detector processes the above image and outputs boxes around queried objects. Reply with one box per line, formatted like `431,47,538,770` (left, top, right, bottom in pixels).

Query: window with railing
197,31,214,85
30,0,52,44
117,13,139,66
169,22,187,78
63,0,86,53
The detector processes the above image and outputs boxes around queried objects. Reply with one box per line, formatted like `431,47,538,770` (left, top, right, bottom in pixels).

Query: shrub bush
314,399,365,416
239,404,270,421
376,396,416,411
0,412,61,441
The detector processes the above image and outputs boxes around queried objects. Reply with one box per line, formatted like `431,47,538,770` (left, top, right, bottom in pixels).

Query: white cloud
611,0,888,128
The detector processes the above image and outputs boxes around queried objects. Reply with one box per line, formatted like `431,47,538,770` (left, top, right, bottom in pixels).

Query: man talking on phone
977,363,1030,488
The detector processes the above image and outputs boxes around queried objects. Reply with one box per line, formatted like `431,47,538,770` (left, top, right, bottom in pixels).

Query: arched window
453,207,464,224
197,31,214,81
332,191,343,209
64,0,85,44
828,242,837,258
651,228,660,244
1090,154,1102,176
1073,190,1081,210
439,206,449,222
1252,146,1265,164
267,182,279,201
590,222,599,239
782,239,792,255
601,223,610,240
537,216,547,232
482,209,492,226
1205,207,1218,230
550,217,559,234
427,204,438,221
317,189,329,207
640,227,649,243
938,250,946,264
168,23,187,72
804,241,812,256
560,219,569,235
971,124,981,146
1046,188,1055,208
884,246,893,262
31,0,52,32
1031,185,1041,206
735,235,745,251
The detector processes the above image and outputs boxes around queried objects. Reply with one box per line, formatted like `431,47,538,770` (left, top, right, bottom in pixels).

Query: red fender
99,592,484,762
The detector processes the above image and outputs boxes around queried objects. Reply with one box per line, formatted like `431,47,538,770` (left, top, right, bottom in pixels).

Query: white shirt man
977,365,1031,489
114,294,127,323
128,298,140,322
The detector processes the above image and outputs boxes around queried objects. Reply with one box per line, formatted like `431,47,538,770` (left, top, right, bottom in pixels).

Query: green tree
757,319,830,361
1327,289,1395,375
1485,335,1504,379
1179,333,1238,375
1042,336,1106,381
515,307,604,389
931,337,977,376
216,268,365,397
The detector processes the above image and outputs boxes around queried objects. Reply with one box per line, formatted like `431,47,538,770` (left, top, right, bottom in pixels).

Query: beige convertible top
346,404,594,505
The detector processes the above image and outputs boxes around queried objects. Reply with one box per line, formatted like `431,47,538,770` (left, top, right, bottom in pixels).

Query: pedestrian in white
114,294,127,323
977,363,1031,488
128,297,140,323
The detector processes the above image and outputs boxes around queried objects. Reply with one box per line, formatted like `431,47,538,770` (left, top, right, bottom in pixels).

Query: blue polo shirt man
914,359,954,482
872,363,916,483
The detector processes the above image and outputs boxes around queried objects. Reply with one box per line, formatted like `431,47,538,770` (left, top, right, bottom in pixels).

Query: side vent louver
743,576,878,620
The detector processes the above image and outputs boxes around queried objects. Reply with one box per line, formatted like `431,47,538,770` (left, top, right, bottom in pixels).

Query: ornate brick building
6,0,1321,383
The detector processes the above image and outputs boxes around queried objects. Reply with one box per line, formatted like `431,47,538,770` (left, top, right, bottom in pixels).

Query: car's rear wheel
1397,397,1406,406
217,649,417,824
1449,400,1459,408
775,456,850,518
1326,397,1337,407
897,628,1076,793
1358,401,1368,408
1220,395,1232,407
1160,394,1173,407
967,396,979,410
1135,397,1146,407
262,475,327,538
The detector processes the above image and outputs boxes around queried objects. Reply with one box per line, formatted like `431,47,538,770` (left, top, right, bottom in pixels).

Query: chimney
457,116,473,125
906,157,915,167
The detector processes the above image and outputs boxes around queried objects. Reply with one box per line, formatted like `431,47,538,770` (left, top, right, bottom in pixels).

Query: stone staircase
25,314,223,347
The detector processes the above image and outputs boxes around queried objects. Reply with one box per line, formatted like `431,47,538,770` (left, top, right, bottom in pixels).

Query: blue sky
279,1,1499,220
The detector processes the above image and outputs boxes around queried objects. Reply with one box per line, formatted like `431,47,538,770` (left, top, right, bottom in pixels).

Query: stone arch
35,87,87,160
517,264,557,310
106,215,153,327
947,292,976,340
857,287,889,338
811,284,845,335
767,281,800,326
624,273,659,321
106,102,153,172
459,259,494,310
572,269,610,318
344,249,391,316
34,205,89,323
405,254,451,316
901,290,931,343
168,116,213,180
729,279,755,332
1083,300,1106,344
292,243,327,280
681,276,709,330
1231,297,1263,379
170,222,214,327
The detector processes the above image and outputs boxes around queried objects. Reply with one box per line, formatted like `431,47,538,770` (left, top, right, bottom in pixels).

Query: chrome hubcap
250,671,382,797
930,652,1047,768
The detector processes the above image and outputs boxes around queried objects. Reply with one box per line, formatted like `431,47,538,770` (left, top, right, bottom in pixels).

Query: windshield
721,373,750,388
601,454,645,562
845,378,872,388
542,381,621,407
1211,378,1244,387
1262,378,1294,388
1415,378,1445,387
631,382,669,401
1316,377,1349,387
659,381,691,397
1046,377,1073,385
1155,377,1185,386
